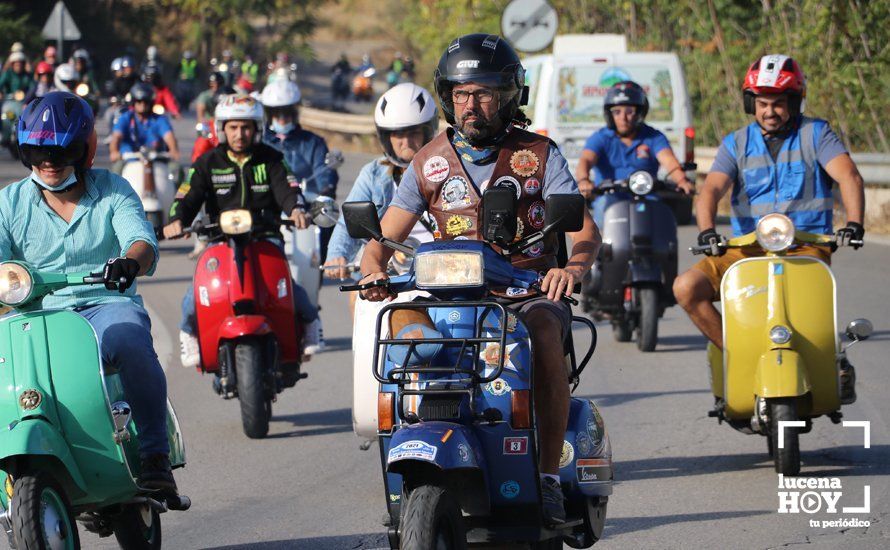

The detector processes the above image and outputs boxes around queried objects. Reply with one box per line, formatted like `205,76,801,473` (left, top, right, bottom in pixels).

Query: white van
523,35,695,175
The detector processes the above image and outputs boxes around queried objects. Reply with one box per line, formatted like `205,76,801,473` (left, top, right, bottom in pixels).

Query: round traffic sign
501,0,559,53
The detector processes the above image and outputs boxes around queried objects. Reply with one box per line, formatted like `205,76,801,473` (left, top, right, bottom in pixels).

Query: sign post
41,1,82,61
500,0,559,53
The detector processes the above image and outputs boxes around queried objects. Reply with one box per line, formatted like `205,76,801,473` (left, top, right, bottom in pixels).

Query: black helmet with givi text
434,33,528,126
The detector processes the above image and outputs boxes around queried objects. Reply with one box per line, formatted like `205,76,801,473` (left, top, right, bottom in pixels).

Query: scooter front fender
386,422,484,473
218,315,272,339
386,422,490,516
629,259,662,284
0,419,88,498
754,349,810,398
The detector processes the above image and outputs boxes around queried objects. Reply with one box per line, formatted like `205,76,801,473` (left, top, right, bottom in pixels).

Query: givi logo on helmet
456,60,480,69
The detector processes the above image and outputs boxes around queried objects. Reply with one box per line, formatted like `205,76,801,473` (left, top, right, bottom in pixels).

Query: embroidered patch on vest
441,176,471,210
510,150,539,177
524,242,545,257
528,201,545,229
423,155,450,183
524,177,541,195
493,175,522,199
446,215,472,236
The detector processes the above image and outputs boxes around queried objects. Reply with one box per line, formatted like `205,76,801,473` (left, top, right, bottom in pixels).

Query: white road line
146,302,174,371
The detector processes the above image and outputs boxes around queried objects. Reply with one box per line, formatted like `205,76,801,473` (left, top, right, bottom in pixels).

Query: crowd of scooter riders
0,30,872,549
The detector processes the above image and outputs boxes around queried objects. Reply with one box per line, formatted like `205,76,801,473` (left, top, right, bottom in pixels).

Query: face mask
270,120,295,134
32,169,78,193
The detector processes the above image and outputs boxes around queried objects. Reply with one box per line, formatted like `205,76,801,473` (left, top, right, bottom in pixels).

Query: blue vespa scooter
341,190,612,549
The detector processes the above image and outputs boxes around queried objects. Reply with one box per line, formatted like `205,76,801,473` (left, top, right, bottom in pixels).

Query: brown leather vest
411,127,558,273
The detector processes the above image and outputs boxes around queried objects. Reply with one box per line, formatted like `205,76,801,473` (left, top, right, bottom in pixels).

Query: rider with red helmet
674,54,866,403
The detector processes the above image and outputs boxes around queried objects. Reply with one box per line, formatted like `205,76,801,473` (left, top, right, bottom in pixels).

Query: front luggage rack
372,300,509,387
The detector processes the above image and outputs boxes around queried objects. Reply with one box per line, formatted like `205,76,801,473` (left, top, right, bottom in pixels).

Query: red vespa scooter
188,208,305,438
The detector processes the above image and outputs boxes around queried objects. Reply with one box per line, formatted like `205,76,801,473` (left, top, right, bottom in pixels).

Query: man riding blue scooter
0,91,177,493
358,33,601,525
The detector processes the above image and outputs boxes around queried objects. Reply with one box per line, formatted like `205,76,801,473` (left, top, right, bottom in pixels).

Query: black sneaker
540,476,566,526
138,454,178,494
840,359,857,405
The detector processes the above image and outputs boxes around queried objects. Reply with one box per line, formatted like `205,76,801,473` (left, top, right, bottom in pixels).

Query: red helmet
35,61,53,76
742,54,806,115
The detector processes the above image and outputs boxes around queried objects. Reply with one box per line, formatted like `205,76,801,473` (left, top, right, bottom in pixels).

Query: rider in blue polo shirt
574,81,693,223
109,82,181,174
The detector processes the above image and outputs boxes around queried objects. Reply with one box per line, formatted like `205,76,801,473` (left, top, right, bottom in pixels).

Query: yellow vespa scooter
691,213,872,475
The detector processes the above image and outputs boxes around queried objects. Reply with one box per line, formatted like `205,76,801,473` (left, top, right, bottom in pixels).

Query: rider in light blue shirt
109,82,181,174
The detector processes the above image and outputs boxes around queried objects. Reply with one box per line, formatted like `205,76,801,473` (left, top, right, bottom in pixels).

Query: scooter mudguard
218,315,272,339
562,398,613,498
386,422,485,473
383,422,492,516
754,349,811,399
0,420,88,497
628,259,662,284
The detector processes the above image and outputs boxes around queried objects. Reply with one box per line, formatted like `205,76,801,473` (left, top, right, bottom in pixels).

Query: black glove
102,258,141,293
835,222,864,249
697,228,726,257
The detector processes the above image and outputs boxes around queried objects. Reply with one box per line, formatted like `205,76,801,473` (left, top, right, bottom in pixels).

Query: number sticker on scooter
387,440,438,463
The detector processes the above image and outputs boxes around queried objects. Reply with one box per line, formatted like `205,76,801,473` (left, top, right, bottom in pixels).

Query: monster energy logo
253,164,267,184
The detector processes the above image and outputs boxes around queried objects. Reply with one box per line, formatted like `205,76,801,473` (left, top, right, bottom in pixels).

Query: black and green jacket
169,143,304,231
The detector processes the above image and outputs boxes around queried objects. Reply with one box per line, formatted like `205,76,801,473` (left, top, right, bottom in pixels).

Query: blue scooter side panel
561,398,613,497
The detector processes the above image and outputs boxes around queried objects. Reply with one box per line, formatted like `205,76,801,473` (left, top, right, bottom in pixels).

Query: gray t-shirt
710,122,847,181
391,143,578,215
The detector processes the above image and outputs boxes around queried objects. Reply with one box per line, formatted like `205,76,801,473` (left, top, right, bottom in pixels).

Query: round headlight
756,213,795,252
769,325,792,344
75,83,89,96
628,171,654,195
152,104,166,116
0,263,33,306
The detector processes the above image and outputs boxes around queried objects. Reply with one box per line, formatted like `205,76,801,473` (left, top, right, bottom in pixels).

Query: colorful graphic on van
557,65,674,125
599,67,632,87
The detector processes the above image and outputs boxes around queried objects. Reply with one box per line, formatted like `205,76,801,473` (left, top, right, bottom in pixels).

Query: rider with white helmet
53,62,80,93
163,94,320,369
261,79,339,259
323,82,438,312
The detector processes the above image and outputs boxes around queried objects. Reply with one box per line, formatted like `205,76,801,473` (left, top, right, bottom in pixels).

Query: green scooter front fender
0,419,89,499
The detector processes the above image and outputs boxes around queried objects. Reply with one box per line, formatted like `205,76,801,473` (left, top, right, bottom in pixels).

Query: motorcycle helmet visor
20,142,86,168
264,105,296,120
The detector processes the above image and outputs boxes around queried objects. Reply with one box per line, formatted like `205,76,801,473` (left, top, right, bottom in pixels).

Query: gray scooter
582,171,685,351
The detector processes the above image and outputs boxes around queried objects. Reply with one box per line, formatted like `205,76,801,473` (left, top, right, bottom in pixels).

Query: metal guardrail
297,109,890,187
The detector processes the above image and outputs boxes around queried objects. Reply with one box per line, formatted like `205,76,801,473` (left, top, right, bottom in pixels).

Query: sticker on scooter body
500,480,520,498
388,440,438,463
576,458,612,483
503,436,528,455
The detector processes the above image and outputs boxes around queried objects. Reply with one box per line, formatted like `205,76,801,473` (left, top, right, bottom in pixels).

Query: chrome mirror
845,318,873,342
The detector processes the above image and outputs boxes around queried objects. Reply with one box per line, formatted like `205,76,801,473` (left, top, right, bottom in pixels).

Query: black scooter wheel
400,485,466,550
769,398,801,475
236,342,271,439
612,321,632,342
636,287,659,352
112,504,162,550
11,473,80,550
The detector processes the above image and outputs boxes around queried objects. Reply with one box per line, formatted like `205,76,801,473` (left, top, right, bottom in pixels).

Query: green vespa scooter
0,261,189,550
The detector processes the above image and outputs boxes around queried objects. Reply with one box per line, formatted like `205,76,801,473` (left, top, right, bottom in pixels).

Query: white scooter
280,151,344,346
121,146,176,230
350,216,435,439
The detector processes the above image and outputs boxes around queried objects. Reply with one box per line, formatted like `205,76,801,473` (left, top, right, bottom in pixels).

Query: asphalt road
1,112,888,550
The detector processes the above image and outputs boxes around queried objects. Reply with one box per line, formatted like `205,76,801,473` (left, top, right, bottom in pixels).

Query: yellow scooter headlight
756,213,795,252
219,209,253,235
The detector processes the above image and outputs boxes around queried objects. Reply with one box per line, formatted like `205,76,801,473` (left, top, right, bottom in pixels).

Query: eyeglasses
452,89,495,104
609,106,637,116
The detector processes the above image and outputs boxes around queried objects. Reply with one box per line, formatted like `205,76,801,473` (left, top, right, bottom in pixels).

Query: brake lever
529,282,579,306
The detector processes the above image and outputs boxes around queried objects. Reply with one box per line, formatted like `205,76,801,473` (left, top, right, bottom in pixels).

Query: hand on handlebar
674,178,695,196
697,228,727,257
578,178,595,200
539,267,583,304
163,220,186,240
358,272,391,301
835,222,864,250
323,257,351,279
290,208,310,230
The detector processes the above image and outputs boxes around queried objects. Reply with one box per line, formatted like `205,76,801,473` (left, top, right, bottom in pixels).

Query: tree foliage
389,0,889,151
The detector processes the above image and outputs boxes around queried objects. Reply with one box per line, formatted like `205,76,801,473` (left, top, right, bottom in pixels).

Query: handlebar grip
339,279,389,292
83,275,105,284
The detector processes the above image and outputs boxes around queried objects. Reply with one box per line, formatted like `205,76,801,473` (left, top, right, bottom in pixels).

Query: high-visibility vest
180,58,197,80
726,116,834,236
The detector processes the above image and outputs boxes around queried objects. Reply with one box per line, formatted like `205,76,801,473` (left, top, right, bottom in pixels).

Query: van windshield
556,64,674,126
524,62,541,117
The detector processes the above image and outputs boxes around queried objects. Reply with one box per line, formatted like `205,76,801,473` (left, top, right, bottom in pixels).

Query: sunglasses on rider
20,142,86,168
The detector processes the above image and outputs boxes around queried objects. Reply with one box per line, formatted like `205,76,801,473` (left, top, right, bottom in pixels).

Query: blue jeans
77,302,169,457
179,281,318,336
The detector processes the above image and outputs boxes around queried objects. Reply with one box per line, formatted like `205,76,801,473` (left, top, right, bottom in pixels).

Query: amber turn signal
378,392,395,432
